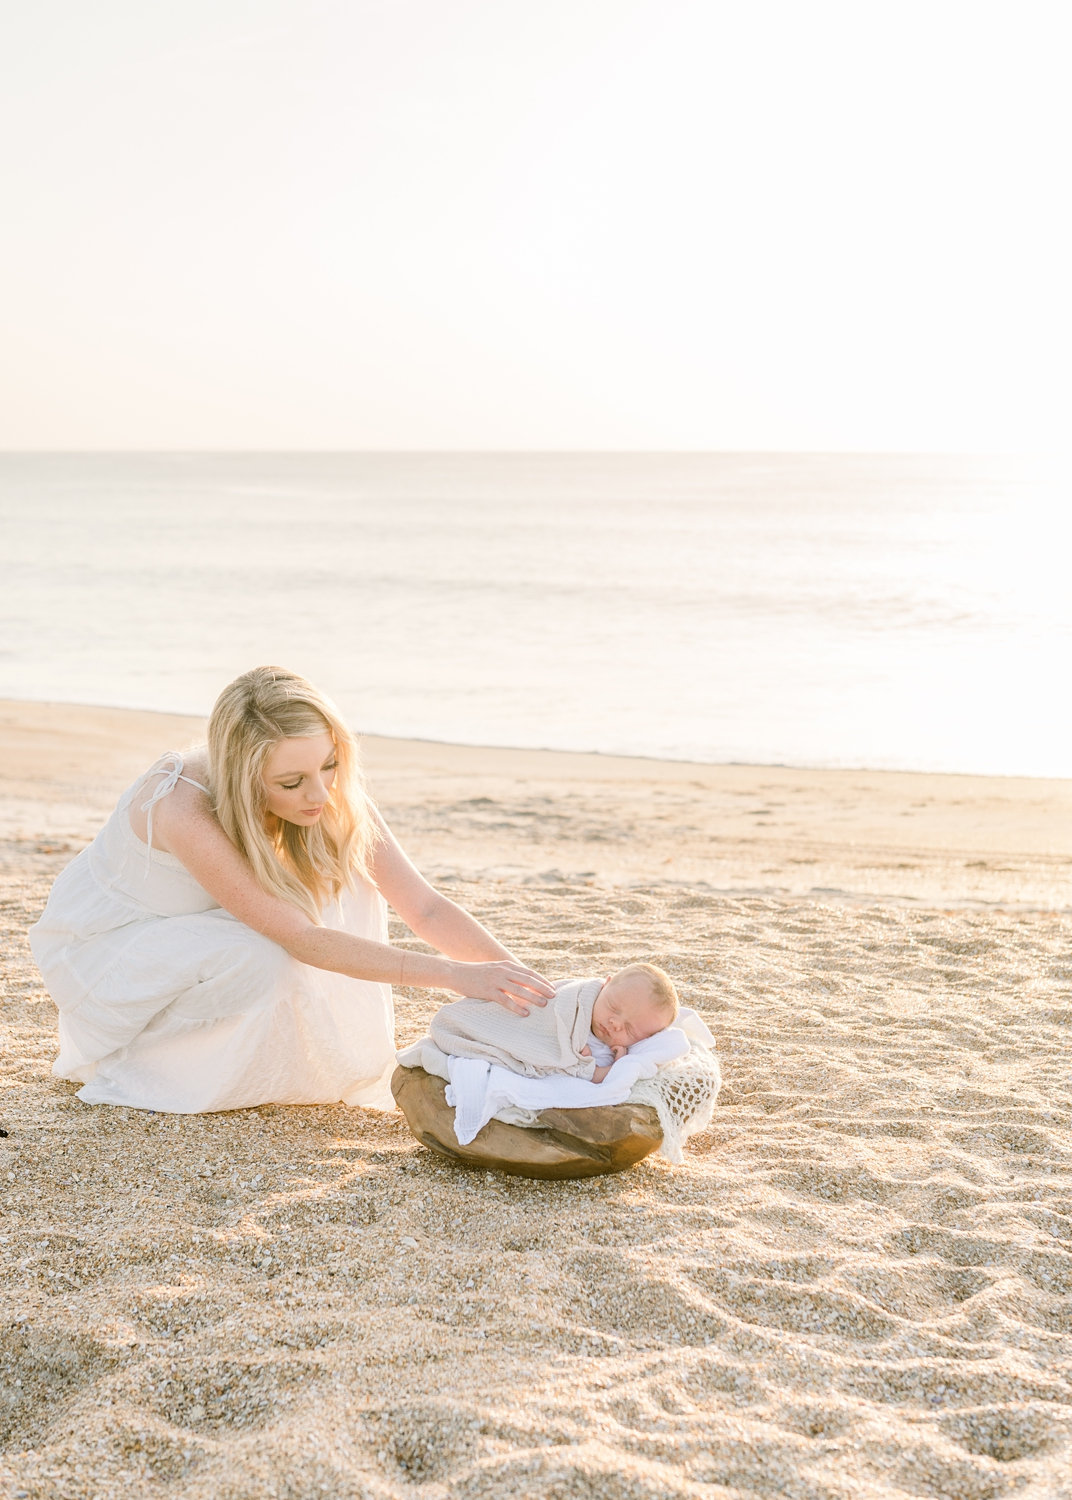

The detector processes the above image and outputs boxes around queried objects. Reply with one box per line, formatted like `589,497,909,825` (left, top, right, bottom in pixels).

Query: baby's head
590,963,679,1050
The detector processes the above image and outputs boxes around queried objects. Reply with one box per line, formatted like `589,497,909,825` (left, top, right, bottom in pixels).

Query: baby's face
590,973,669,1050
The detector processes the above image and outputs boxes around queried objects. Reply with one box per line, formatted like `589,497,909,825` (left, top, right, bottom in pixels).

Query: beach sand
1,700,1070,1499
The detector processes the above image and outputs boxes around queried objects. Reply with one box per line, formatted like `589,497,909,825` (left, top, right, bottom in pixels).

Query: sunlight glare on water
1,452,1068,776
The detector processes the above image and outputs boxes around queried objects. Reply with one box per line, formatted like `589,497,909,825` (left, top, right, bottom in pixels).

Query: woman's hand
446,961,554,1016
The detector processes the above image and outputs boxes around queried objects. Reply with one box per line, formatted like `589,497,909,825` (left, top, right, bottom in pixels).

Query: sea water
1,452,1068,777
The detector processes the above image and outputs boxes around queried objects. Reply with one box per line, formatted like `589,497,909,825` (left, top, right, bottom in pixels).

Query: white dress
29,753,397,1114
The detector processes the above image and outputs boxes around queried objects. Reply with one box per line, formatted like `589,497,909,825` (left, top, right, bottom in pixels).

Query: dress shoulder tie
140,753,211,865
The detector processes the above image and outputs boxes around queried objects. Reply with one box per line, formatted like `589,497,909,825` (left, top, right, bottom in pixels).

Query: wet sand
1,701,1070,1498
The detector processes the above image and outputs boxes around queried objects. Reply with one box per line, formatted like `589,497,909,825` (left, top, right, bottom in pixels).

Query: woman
29,666,552,1113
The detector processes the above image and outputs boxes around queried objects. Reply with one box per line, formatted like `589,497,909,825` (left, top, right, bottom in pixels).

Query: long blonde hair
207,666,379,922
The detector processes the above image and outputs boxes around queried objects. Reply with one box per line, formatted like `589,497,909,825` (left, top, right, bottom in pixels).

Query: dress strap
139,753,211,863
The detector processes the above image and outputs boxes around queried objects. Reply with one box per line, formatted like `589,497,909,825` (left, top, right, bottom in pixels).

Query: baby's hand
580,1044,592,1057
610,1044,628,1062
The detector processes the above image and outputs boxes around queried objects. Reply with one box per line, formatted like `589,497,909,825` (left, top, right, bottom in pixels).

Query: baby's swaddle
429,976,602,1079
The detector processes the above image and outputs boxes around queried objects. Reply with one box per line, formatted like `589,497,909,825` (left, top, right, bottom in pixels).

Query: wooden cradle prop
391,1064,663,1179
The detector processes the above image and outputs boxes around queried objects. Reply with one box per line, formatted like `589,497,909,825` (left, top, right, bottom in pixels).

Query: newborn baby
429,962,681,1083
581,965,679,1080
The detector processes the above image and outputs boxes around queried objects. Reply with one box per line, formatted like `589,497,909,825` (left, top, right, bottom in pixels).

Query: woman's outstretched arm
366,810,522,963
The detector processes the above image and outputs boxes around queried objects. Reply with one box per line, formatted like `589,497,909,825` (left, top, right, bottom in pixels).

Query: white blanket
445,1025,691,1144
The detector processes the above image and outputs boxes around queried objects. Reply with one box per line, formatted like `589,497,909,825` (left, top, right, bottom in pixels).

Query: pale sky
1,0,1066,451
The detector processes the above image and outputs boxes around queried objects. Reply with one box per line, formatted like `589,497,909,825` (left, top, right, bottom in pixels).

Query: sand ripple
2,857,1071,1498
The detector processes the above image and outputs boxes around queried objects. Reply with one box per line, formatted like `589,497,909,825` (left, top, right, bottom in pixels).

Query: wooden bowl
391,1064,662,1180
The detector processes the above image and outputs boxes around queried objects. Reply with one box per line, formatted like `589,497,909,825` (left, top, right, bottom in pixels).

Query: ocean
1,452,1067,777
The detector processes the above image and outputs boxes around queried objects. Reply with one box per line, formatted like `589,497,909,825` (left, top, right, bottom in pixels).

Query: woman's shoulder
136,748,211,790
176,748,211,786
133,745,204,773
128,748,215,852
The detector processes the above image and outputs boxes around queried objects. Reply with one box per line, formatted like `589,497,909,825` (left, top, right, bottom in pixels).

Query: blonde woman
29,666,553,1114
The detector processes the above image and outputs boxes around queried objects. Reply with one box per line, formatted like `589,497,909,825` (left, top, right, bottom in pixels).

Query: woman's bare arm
366,809,552,1010
368,811,520,963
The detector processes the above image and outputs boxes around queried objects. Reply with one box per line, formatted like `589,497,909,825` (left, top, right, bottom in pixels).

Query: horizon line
0,447,1035,460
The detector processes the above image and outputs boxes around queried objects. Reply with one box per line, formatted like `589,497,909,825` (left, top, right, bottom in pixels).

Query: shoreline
2,698,1070,910
1,692,1067,786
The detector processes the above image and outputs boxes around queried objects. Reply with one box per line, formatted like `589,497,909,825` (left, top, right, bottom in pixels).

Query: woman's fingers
505,966,554,1002
453,960,554,1013
497,973,543,1016
492,980,542,1016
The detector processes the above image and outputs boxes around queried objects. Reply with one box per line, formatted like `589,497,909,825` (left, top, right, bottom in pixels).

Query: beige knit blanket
428,976,604,1080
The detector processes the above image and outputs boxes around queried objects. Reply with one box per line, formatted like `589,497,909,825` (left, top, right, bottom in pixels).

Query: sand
1,700,1070,1499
